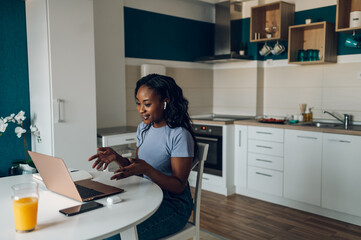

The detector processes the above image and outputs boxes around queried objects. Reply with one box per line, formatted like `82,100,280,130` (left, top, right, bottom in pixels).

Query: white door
322,133,361,217
27,0,97,171
234,125,248,189
284,130,322,206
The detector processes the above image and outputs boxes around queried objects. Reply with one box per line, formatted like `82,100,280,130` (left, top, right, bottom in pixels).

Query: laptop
28,151,124,202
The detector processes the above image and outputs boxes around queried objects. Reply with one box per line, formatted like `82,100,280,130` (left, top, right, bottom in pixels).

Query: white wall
94,0,126,128
262,58,361,121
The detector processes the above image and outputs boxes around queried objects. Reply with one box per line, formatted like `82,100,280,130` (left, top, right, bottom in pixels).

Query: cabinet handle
202,177,209,180
125,138,136,141
256,145,272,149
56,99,64,123
256,172,272,177
256,158,272,163
328,139,351,144
297,136,317,140
256,131,272,135
239,130,242,147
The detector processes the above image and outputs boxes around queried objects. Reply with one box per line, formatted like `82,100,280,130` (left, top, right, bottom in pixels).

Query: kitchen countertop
234,119,361,136
97,126,137,137
192,119,236,125
191,114,254,125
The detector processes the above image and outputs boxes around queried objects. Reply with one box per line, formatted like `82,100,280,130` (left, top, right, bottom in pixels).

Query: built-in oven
192,124,223,177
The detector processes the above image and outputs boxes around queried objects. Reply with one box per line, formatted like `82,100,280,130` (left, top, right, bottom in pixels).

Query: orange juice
12,197,38,232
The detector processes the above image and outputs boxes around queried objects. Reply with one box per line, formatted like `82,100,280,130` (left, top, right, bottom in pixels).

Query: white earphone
163,102,167,110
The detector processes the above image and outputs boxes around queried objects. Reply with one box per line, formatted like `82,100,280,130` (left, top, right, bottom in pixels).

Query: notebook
28,151,124,202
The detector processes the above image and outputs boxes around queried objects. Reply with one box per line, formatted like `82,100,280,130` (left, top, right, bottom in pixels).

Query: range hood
195,0,253,63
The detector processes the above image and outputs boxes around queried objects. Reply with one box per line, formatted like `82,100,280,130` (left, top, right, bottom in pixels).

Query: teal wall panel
124,7,214,62
294,5,336,25
295,5,361,56
231,18,258,60
0,0,30,177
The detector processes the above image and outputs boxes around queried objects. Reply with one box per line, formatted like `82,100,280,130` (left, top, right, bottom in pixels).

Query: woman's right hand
88,147,121,170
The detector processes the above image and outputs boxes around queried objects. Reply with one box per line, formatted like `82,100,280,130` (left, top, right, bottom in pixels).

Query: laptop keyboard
75,184,104,199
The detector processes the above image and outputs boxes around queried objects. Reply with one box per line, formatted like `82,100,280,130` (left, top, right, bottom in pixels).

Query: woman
88,74,198,240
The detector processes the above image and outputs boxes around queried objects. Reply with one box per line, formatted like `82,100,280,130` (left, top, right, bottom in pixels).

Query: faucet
323,110,351,128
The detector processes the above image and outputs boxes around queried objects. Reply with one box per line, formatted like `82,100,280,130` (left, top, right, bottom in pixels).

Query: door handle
55,98,64,123
256,145,272,149
125,138,136,142
256,158,272,163
256,131,272,135
256,172,272,177
297,136,317,140
328,139,351,143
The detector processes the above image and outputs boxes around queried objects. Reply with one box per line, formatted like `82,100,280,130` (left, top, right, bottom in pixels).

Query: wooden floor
196,189,361,240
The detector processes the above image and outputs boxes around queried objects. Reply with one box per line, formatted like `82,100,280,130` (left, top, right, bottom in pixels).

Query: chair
162,142,209,240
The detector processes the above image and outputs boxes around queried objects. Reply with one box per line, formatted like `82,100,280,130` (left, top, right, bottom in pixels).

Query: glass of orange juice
11,182,39,232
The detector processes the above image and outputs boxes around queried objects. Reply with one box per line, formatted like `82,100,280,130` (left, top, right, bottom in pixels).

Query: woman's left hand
111,158,150,180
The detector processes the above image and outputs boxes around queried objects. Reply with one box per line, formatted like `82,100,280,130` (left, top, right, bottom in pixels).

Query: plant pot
19,164,37,175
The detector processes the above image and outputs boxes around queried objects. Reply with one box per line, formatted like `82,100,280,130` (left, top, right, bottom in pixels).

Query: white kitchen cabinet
248,165,283,196
248,153,283,171
248,126,284,142
322,133,361,217
234,125,248,189
247,126,284,197
284,130,322,206
26,0,97,171
248,140,284,157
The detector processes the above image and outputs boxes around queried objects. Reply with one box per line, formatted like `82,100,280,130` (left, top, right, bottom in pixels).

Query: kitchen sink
309,122,342,128
296,121,361,131
299,122,343,128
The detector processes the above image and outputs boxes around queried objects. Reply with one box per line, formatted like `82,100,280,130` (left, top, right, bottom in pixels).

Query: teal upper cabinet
250,1,295,42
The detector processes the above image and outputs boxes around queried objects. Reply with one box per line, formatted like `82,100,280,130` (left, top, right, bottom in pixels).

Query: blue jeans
106,185,193,240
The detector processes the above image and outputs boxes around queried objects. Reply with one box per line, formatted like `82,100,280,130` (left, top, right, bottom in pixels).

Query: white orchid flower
4,113,16,123
30,125,38,132
15,126,26,138
0,118,8,133
30,125,40,136
15,111,26,124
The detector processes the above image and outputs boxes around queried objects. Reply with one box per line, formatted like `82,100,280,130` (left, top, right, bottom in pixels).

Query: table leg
120,226,138,240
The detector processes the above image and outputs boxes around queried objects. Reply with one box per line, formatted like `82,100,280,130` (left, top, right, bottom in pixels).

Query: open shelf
336,0,361,32
288,22,338,64
250,1,294,42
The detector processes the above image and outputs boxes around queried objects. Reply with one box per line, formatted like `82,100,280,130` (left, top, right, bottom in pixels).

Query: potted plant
0,111,41,174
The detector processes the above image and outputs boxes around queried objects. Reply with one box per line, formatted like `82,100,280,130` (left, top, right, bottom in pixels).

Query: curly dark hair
135,74,198,157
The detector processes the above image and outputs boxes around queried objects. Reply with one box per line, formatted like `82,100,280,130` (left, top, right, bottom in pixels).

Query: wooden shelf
288,22,338,64
250,1,294,42
336,0,361,32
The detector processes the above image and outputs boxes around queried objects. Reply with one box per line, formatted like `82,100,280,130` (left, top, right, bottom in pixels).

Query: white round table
0,172,163,240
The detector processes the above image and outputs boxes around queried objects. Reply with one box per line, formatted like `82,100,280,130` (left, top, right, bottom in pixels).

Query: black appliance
193,124,223,176
191,115,254,177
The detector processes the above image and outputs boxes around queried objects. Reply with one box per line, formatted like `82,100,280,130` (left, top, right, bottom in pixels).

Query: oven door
196,135,222,176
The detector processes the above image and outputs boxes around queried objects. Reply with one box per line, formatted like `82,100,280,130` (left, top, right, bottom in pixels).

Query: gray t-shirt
136,122,194,178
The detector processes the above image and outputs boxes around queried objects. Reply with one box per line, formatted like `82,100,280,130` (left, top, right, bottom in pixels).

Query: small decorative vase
19,164,37,174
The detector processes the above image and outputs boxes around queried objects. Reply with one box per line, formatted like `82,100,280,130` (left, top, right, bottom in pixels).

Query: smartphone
59,202,103,216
